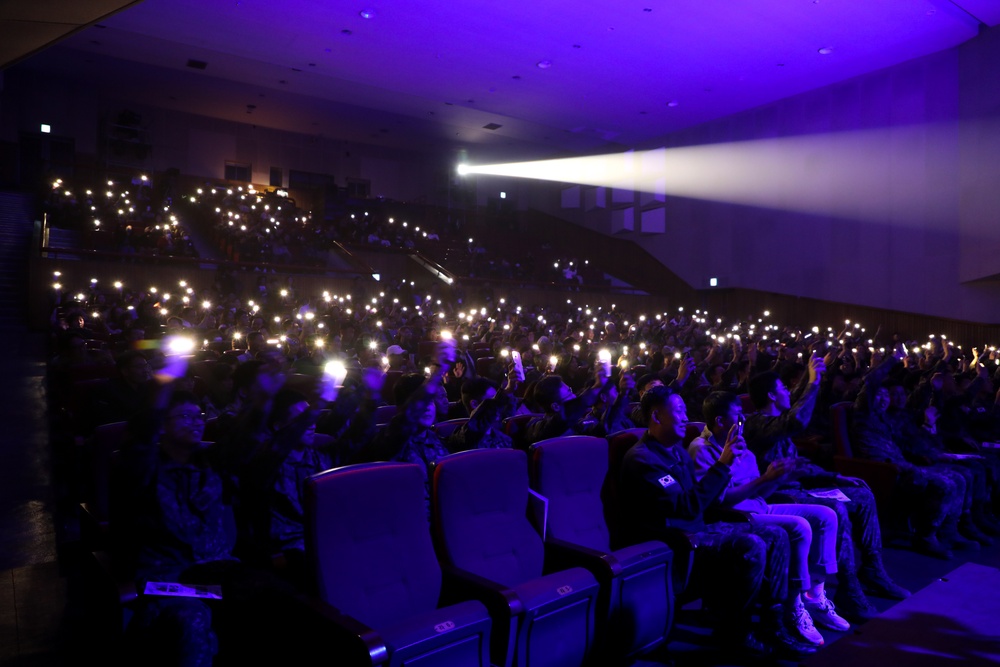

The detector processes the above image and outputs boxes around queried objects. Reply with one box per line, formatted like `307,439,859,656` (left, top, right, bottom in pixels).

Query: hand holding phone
511,350,525,382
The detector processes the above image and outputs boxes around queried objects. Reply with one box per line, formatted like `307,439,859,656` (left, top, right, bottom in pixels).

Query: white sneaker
804,591,851,632
792,598,825,646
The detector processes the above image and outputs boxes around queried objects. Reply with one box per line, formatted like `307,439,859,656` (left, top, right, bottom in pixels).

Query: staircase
0,192,36,329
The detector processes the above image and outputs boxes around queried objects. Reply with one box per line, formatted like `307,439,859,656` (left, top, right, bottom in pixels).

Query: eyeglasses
168,412,205,424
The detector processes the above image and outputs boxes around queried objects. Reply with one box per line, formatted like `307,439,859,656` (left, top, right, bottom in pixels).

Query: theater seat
529,436,674,661
604,428,696,596
683,421,706,447
373,404,398,425
305,462,492,667
435,418,469,440
830,401,903,529
432,449,600,667
603,429,747,606
80,420,129,548
502,413,542,451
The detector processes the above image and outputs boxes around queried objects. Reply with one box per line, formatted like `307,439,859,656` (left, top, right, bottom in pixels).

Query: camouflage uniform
117,440,237,667
620,432,790,628
746,383,883,582
853,409,965,528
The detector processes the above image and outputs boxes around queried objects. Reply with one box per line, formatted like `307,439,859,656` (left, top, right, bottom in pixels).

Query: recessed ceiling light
359,9,376,19
537,60,553,69
818,47,833,55
667,100,679,107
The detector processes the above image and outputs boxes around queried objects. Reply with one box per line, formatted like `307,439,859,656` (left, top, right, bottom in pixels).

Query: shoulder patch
658,474,677,488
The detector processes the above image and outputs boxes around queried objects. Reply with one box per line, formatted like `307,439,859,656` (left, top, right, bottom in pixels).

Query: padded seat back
373,404,398,425
433,449,543,588
435,418,469,440
305,462,442,629
683,422,706,448
604,429,646,549
830,402,854,457
530,436,610,553
502,413,542,451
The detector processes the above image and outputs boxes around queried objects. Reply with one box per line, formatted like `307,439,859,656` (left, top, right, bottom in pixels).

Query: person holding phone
745,353,910,611
619,386,817,658
691,392,849,644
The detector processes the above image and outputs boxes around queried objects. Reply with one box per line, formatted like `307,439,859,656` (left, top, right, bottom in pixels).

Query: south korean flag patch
658,474,677,488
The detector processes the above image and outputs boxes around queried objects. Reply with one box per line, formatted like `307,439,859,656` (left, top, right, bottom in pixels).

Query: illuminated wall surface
515,29,1000,322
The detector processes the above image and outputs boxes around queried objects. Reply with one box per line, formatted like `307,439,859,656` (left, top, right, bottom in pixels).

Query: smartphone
511,349,525,382
737,414,745,437
597,349,612,378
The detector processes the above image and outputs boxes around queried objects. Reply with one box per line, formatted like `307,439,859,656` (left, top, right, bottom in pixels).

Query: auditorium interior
2,1,1000,665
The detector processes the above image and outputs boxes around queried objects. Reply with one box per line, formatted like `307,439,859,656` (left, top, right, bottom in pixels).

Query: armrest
289,595,389,665
543,537,622,579
439,562,524,617
89,550,139,605
833,455,900,503
439,563,520,667
833,456,900,481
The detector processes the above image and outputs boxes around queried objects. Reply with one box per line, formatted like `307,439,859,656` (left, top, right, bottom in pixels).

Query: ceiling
7,0,1000,160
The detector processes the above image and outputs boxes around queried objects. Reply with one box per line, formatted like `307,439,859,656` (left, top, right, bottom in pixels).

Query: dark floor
1,321,998,666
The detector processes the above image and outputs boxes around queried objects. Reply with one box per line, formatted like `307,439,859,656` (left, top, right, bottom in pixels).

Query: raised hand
719,423,747,467
807,351,826,385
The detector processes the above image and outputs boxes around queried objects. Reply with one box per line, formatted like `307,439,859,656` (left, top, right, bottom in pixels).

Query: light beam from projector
459,122,961,225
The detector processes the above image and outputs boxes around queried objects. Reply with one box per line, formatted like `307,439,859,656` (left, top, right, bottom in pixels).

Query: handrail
409,250,458,285
38,244,373,277
347,241,648,294
330,240,378,276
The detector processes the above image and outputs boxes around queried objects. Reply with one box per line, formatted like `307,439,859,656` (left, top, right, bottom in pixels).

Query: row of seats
304,441,675,666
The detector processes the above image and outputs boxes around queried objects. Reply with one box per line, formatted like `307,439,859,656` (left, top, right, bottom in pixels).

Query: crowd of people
194,185,330,267
43,172,618,298
44,176,200,259
45,265,1000,664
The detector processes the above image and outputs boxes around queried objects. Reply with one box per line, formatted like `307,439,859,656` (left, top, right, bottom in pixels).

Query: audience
42,180,1000,663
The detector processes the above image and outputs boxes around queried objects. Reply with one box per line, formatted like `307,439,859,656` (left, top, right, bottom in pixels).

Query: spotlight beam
460,122,960,224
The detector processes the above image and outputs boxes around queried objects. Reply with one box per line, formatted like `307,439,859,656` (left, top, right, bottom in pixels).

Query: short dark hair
640,385,675,423
749,372,779,410
461,377,498,412
702,391,740,425
269,388,309,429
393,373,426,406
533,375,565,413
636,373,660,393
779,363,805,389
